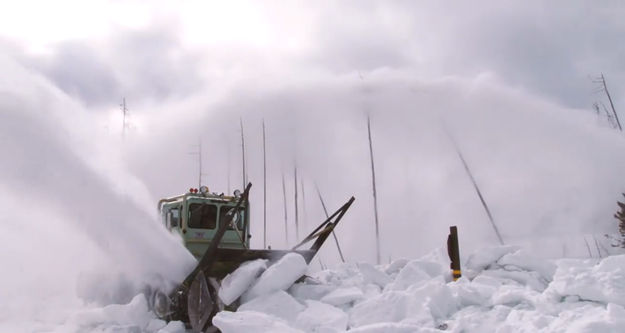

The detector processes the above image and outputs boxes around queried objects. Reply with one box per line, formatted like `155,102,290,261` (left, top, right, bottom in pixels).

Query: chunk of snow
242,254,308,302
213,311,304,333
384,258,409,275
465,245,520,272
219,259,267,305
347,322,425,333
295,300,348,332
320,286,364,306
241,253,307,302
358,263,392,287
238,290,305,323
156,320,185,333
546,255,625,306
289,283,336,302
384,261,437,291
497,249,556,281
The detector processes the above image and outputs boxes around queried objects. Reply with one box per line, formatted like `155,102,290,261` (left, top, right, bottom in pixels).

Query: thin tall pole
227,141,231,193
282,173,289,245
601,74,622,131
263,120,267,249
240,118,247,188
294,165,300,242
444,128,504,245
367,115,381,265
315,183,346,263
198,139,203,188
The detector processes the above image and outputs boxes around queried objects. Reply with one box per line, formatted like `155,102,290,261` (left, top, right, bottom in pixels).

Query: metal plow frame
157,183,355,332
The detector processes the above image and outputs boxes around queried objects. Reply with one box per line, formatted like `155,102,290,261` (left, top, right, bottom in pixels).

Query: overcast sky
1,1,624,109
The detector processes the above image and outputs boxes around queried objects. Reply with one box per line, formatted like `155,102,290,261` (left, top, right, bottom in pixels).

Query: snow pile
214,247,625,332
50,294,186,333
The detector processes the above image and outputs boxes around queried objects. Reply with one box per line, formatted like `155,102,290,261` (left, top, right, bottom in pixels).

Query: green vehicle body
158,189,250,258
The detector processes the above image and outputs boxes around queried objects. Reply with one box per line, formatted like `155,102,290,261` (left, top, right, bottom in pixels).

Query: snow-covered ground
41,244,625,333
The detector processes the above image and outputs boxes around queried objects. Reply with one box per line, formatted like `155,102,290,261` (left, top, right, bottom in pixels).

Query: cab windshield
188,203,217,229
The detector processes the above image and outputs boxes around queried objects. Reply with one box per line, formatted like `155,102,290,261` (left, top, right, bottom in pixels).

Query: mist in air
1,1,625,331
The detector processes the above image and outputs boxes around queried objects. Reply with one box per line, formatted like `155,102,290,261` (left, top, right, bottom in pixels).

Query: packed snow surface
213,246,625,333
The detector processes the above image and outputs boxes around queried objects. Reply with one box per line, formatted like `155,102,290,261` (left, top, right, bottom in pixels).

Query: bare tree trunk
601,74,622,131
263,120,267,249
367,115,381,265
294,165,300,242
444,127,505,245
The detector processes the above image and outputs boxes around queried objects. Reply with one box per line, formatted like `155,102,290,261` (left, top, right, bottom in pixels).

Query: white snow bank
219,259,267,305
546,254,625,305
241,253,308,302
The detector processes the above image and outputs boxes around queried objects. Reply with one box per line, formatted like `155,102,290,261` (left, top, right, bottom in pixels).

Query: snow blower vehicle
153,183,354,332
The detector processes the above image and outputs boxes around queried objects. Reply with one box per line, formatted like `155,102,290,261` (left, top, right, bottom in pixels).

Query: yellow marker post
447,226,462,281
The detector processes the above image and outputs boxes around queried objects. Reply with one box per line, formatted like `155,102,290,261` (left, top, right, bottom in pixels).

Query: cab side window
166,207,181,229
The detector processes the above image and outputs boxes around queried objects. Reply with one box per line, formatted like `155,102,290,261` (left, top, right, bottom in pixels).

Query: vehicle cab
158,186,250,259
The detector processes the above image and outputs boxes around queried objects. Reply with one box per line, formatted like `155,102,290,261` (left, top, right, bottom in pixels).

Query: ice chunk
320,286,364,306
238,290,305,323
212,310,304,333
219,259,267,305
358,263,392,287
242,253,307,302
295,300,348,332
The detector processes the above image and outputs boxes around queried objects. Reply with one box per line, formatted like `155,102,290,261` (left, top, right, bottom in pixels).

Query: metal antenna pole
367,115,381,265
263,120,267,249
198,139,202,188
239,118,247,188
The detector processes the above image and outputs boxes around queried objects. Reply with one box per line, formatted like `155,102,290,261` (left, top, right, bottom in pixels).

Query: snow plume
115,69,625,264
0,55,195,331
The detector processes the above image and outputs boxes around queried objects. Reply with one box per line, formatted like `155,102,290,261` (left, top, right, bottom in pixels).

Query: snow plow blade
155,182,354,332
